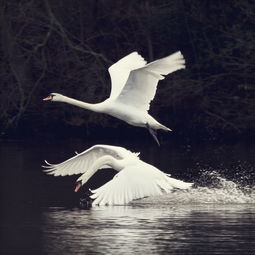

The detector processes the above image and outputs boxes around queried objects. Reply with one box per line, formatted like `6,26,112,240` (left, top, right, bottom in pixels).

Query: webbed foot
146,124,160,146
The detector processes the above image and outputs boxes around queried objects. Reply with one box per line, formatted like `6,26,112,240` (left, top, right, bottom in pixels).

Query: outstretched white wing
90,162,193,206
114,51,185,111
108,52,147,100
42,144,132,177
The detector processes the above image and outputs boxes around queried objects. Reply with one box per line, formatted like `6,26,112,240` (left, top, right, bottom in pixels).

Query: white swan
43,144,193,206
43,51,185,145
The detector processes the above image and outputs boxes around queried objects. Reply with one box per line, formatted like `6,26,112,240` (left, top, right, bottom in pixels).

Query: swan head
74,174,89,192
74,180,83,192
43,93,66,102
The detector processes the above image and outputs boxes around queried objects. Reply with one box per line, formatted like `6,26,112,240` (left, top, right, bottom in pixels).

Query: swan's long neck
79,155,123,185
61,96,102,112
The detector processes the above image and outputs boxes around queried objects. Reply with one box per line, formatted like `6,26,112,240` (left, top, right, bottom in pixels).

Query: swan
43,144,193,206
43,51,185,145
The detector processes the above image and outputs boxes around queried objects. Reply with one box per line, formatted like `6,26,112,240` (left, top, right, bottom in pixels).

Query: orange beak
43,95,53,101
74,182,82,192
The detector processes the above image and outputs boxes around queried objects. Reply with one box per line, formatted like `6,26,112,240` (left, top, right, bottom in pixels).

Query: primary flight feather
43,51,185,145
43,145,193,206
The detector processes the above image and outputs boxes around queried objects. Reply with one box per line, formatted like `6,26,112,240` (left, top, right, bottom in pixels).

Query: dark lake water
0,138,255,254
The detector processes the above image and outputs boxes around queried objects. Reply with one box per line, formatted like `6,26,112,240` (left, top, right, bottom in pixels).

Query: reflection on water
41,203,255,255
1,139,255,254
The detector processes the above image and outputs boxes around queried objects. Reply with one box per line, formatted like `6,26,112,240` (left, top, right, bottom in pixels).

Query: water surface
0,139,255,254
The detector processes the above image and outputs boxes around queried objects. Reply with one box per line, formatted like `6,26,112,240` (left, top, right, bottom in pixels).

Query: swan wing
42,144,133,177
108,52,147,99
90,162,192,206
114,51,185,111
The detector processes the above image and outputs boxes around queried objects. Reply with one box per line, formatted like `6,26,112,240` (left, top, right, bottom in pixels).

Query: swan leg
78,186,93,209
146,124,160,146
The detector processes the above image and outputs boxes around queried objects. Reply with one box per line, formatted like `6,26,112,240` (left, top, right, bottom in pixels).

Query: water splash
136,170,255,205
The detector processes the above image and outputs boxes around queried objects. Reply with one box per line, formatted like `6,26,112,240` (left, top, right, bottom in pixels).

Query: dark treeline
1,0,255,141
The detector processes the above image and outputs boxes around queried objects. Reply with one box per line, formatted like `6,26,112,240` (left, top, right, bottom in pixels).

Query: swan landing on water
43,145,193,206
43,51,185,145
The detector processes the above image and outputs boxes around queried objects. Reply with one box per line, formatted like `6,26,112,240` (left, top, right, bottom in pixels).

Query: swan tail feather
157,123,172,132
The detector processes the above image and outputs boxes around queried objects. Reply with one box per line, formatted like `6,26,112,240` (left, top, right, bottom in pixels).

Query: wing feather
91,161,193,206
90,165,166,205
108,52,147,99
114,51,185,111
42,145,132,177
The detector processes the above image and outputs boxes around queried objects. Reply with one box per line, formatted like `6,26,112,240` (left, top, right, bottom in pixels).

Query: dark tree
0,0,255,139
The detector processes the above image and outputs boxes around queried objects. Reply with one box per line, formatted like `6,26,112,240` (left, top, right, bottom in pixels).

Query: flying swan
43,144,193,206
43,51,185,145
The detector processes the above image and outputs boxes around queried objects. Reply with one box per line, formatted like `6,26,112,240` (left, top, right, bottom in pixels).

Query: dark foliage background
0,0,255,141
